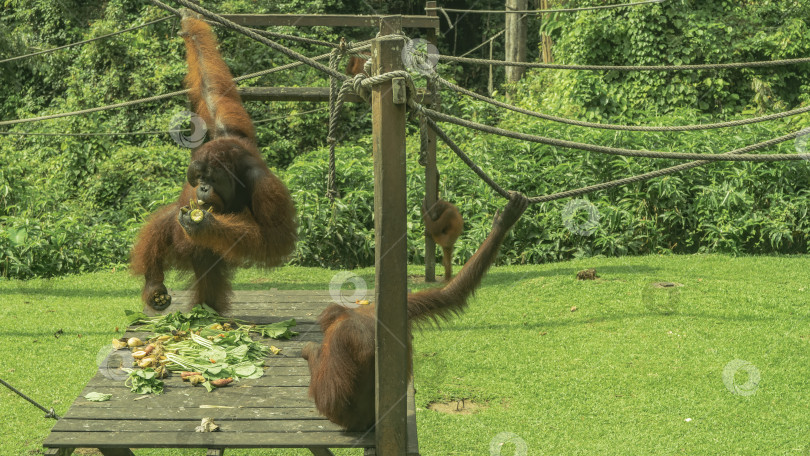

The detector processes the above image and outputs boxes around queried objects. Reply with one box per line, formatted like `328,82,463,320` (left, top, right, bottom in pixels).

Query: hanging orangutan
302,192,528,431
130,10,297,313
423,198,464,280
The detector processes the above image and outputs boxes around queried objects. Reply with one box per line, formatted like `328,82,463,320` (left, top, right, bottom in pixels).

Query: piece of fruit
112,338,128,350
127,337,144,348
190,208,204,223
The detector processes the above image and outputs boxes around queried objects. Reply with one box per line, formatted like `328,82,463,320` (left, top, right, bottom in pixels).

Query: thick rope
435,76,810,132
167,0,348,81
418,113,511,199
421,106,809,162
528,125,805,203
149,0,181,16
413,101,807,203
0,108,328,136
0,16,174,65
0,53,334,127
0,378,58,420
327,49,342,201
440,54,810,71
426,0,666,15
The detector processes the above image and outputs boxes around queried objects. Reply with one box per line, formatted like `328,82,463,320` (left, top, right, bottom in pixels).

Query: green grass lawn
1,254,809,455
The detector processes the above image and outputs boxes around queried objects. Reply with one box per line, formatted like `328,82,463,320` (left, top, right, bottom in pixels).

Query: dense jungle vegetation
1,0,810,278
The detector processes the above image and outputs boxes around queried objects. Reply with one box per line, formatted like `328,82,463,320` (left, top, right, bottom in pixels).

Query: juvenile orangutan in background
303,192,528,431
423,199,464,280
130,10,296,313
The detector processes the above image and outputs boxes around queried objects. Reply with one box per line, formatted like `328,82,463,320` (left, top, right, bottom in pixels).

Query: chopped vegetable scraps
117,305,297,394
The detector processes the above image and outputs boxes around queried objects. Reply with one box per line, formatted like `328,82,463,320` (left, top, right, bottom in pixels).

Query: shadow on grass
4,286,137,299
0,329,117,337
440,310,779,333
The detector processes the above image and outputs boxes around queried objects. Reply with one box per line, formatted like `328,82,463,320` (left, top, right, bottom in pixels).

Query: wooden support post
540,0,553,63
423,1,439,283
43,449,74,456
505,0,528,83
309,448,336,456
205,449,224,456
372,19,409,456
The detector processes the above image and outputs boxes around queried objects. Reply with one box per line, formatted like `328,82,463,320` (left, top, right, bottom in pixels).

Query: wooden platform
42,290,419,455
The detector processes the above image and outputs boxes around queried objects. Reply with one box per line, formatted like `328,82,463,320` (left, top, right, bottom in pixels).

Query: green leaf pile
124,305,298,393
126,369,164,395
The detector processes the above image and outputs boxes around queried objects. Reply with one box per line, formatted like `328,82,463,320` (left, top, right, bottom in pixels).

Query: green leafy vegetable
125,369,164,395
84,392,112,402
252,319,299,340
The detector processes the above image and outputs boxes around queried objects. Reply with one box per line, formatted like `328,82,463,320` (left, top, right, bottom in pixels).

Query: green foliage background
1,0,810,279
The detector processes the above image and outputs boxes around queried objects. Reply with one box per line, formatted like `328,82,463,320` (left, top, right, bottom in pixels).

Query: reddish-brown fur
423,199,464,281
345,54,369,76
130,12,296,313
302,193,528,431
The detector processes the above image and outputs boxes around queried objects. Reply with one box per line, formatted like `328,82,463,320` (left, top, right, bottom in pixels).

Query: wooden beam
221,14,438,29
238,87,364,103
372,26,409,456
238,87,435,104
423,1,439,283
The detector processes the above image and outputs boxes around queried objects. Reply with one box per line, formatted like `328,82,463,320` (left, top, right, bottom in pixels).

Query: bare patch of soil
428,398,486,415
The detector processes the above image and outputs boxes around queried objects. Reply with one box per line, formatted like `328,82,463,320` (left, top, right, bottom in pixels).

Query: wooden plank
64,407,323,421
51,419,345,433
44,432,374,449
169,289,340,297
68,389,313,409
372,26,410,456
221,14,438,29
87,375,309,388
